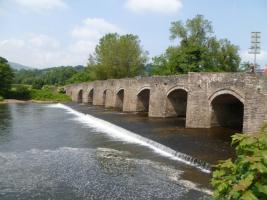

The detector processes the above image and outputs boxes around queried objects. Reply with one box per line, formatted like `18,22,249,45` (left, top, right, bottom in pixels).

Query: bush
211,125,267,200
57,87,66,94
0,96,4,102
30,88,70,102
32,78,44,89
42,85,57,91
8,85,31,100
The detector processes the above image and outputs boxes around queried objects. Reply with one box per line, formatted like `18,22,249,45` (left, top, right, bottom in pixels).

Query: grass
30,88,71,102
6,85,71,103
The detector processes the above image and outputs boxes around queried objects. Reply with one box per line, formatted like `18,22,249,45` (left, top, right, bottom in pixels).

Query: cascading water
48,103,211,173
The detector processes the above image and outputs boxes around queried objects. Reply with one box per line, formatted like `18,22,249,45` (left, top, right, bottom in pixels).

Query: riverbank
0,99,64,104
1,84,71,103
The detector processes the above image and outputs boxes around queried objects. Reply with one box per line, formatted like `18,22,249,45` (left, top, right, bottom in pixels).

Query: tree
151,15,241,75
87,33,148,80
14,66,84,86
0,57,14,97
212,125,267,200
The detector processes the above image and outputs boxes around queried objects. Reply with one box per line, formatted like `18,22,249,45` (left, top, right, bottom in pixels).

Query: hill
8,62,33,70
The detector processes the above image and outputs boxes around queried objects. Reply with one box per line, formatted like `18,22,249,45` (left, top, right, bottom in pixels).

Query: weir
51,103,211,173
65,72,267,133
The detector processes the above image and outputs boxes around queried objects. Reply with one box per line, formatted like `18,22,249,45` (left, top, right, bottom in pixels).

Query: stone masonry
64,72,267,133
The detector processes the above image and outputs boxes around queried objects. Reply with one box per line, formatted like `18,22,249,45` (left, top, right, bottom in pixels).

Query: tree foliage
14,65,88,87
212,125,267,200
151,15,241,75
87,33,148,80
0,57,14,97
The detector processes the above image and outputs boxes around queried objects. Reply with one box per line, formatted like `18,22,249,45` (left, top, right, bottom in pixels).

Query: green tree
88,33,148,80
14,66,84,86
212,125,267,200
66,68,92,84
0,57,14,97
151,15,241,75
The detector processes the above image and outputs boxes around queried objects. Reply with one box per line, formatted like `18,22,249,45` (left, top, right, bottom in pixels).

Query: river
0,103,236,199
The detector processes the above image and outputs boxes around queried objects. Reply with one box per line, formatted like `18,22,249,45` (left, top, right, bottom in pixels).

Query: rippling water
0,103,234,199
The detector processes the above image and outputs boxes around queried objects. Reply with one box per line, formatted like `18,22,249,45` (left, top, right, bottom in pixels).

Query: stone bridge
65,72,267,133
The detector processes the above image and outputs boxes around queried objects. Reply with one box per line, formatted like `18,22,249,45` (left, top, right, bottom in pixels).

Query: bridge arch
165,87,188,118
77,89,83,103
136,87,150,112
115,88,124,110
87,88,94,104
209,89,244,130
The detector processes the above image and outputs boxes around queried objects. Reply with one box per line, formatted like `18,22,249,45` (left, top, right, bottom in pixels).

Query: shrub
30,88,70,102
32,78,44,89
8,85,31,100
57,87,66,94
211,125,267,200
0,96,4,102
42,85,57,91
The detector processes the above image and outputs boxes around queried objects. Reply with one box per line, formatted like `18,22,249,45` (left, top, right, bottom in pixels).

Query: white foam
48,103,211,173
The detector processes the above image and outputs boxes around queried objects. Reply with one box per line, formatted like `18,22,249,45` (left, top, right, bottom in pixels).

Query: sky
0,0,266,69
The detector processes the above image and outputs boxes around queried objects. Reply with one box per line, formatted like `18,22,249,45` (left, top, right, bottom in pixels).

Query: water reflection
0,104,12,143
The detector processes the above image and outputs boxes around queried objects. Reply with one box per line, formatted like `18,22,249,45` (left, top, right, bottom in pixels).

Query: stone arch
165,87,188,118
77,89,83,103
209,89,244,104
136,87,150,112
209,89,244,130
167,86,189,96
87,88,94,104
115,88,124,110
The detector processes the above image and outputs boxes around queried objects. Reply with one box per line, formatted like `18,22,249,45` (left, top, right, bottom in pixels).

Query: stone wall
64,72,267,133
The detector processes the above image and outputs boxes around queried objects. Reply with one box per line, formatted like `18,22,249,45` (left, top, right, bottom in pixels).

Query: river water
0,103,236,200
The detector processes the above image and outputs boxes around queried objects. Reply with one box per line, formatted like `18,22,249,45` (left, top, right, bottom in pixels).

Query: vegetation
87,33,148,80
6,85,70,102
0,57,14,97
212,125,267,200
151,15,241,75
14,65,87,88
0,96,4,102
30,88,70,102
8,85,32,100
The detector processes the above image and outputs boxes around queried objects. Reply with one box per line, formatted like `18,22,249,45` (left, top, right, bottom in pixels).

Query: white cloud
70,18,123,56
125,0,183,14
28,34,60,49
0,18,123,68
71,18,123,40
69,40,96,54
0,34,66,68
13,0,67,12
240,50,267,68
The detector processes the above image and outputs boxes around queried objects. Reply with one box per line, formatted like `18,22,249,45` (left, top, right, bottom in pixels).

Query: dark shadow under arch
77,89,83,103
137,89,150,112
103,90,107,106
88,89,94,104
211,94,244,130
166,89,188,118
115,89,124,110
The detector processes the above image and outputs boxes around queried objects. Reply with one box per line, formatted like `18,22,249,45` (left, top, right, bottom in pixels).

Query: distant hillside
14,64,89,87
8,62,33,70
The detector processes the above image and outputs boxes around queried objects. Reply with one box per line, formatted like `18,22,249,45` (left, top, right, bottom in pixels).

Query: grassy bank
6,85,71,103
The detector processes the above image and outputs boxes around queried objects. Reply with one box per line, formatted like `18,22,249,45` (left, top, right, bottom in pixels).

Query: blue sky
0,0,266,68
